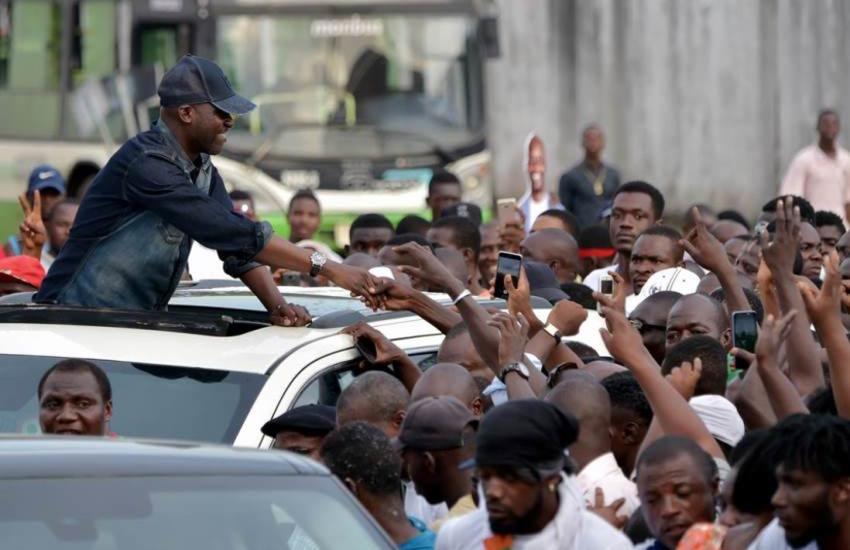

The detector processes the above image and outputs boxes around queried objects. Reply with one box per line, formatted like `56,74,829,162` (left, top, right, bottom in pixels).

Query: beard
488,488,547,535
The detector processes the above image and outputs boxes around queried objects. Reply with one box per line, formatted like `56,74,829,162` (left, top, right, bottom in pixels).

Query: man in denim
35,55,384,323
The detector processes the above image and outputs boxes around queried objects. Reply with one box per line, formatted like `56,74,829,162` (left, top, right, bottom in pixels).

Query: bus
0,0,498,244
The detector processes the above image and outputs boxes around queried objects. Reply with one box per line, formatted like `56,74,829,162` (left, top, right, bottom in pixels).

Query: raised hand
505,266,531,318
760,198,801,276
546,298,588,336
325,263,389,310
755,311,797,368
591,271,629,314
486,311,530,370
798,251,841,324
394,241,464,295
665,359,702,400
598,305,652,367
18,190,46,257
680,206,732,274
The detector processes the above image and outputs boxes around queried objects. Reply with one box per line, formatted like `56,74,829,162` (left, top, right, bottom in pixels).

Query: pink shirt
780,144,850,224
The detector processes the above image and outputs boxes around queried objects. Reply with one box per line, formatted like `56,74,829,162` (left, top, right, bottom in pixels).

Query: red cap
0,256,45,289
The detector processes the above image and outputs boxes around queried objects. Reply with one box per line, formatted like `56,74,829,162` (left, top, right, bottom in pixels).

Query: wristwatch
499,361,530,382
309,251,327,277
543,322,562,344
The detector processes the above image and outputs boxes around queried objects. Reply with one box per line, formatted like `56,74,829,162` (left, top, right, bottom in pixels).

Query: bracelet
452,289,472,306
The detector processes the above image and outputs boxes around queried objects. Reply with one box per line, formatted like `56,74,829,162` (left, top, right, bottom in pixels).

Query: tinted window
0,475,390,549
0,355,265,444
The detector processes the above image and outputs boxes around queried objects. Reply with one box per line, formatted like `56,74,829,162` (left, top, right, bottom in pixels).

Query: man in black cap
436,399,632,549
35,55,385,321
261,404,335,461
397,396,479,530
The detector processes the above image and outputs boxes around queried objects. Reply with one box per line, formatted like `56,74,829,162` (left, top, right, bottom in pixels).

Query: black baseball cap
158,54,256,116
394,396,478,451
261,404,336,438
441,202,483,226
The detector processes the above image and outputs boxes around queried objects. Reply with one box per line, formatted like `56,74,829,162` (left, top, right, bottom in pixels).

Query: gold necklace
584,165,607,196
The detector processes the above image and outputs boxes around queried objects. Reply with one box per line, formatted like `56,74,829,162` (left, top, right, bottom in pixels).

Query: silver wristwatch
309,251,327,277
499,361,530,382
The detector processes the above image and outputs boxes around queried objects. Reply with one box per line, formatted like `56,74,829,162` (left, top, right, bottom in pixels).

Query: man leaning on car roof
33,55,387,324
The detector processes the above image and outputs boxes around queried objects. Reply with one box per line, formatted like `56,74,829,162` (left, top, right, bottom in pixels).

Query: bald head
666,293,730,350
545,372,612,467
710,220,749,244
410,363,482,416
582,360,628,382
337,371,409,438
520,228,580,284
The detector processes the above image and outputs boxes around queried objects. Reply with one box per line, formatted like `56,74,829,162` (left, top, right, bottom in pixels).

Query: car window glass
0,355,265,444
292,350,437,409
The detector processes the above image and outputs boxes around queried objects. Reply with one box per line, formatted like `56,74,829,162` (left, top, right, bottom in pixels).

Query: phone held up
598,275,614,313
731,310,758,371
494,251,522,300
496,198,518,227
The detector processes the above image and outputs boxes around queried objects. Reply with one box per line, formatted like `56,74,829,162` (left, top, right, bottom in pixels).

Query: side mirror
478,15,501,59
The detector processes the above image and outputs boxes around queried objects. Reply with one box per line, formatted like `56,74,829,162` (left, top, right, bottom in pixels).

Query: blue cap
27,165,66,194
157,54,256,116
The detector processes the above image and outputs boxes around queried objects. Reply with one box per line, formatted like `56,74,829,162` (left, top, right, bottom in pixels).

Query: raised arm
680,207,749,316
760,198,824,396
599,306,724,459
799,251,850,418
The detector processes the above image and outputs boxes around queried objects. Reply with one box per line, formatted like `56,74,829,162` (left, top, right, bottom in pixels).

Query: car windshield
0,475,389,549
0,356,264,444
217,13,483,159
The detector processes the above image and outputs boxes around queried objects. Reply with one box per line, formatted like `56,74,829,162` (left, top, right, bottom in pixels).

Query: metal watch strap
309,251,326,277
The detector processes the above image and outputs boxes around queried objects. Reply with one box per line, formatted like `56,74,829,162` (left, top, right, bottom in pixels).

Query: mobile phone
354,335,377,364
497,198,518,227
732,310,759,371
494,251,522,299
598,275,614,313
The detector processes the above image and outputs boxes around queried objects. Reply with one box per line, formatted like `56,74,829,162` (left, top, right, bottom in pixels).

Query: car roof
0,436,329,479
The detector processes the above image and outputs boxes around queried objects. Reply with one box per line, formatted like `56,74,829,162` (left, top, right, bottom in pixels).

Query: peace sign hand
18,191,46,257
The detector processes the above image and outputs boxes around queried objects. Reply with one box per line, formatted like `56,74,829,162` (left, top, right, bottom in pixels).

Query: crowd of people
3,54,850,550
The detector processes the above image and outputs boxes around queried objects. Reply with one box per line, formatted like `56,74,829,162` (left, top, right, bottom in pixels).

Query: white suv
0,286,607,448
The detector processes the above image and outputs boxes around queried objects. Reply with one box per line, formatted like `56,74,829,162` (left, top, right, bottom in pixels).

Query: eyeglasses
629,318,667,334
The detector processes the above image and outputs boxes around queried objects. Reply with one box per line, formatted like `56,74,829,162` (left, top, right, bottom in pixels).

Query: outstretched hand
341,320,406,367
665,359,702,400
269,301,312,327
680,207,731,274
798,251,841,325
394,241,463,295
327,263,389,310
598,305,652,367
760,198,801,276
588,487,628,530
755,311,797,368
592,271,629,314
486,311,530,370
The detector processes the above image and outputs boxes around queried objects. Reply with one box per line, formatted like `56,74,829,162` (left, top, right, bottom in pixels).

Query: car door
234,316,443,448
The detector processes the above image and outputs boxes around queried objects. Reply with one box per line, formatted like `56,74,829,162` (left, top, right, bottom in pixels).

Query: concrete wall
486,0,850,219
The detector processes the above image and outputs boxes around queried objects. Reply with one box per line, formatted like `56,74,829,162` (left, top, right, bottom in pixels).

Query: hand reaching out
754,311,797,368
505,266,531,318
546,298,588,336
394,241,464,295
680,207,732,274
760,198,801,276
341,321,407,366
798,251,842,325
486,312,530,370
598,305,652,367
591,271,629,314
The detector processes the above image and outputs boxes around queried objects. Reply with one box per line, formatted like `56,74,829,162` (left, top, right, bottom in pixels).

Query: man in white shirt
780,109,850,226
545,372,640,519
436,400,632,549
518,133,563,233
584,181,664,292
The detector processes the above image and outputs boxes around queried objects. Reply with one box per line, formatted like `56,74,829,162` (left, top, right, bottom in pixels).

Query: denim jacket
35,121,272,310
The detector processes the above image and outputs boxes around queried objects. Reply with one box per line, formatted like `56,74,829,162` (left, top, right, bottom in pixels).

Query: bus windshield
217,13,484,159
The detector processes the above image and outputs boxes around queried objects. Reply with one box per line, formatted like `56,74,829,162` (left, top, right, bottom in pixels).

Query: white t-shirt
404,481,449,525
577,452,640,518
746,518,817,549
436,475,633,550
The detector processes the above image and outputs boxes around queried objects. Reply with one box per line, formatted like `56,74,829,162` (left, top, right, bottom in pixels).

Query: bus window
0,0,62,139
134,23,193,70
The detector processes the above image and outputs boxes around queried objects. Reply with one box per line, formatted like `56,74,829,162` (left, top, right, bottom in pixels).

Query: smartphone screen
494,252,522,299
732,310,759,371
600,278,614,295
